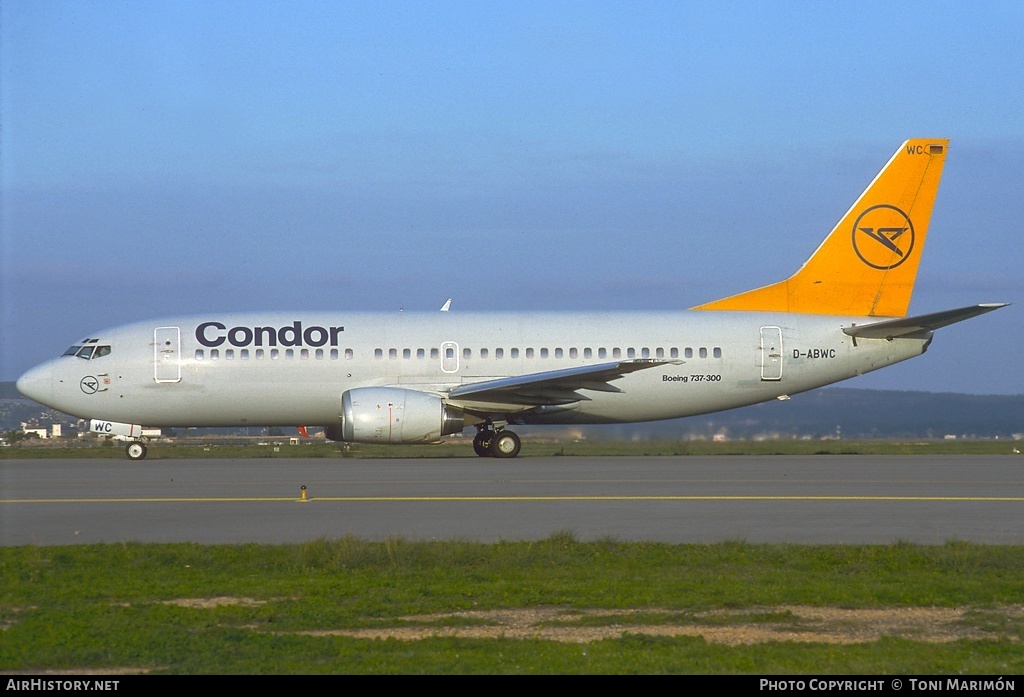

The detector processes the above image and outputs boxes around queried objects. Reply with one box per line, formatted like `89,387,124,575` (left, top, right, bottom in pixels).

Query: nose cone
16,362,55,406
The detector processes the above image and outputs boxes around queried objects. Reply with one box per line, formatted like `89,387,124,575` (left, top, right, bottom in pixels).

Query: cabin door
760,326,783,381
154,326,182,383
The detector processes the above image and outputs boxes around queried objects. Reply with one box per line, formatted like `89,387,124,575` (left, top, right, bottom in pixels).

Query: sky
2,1,1022,395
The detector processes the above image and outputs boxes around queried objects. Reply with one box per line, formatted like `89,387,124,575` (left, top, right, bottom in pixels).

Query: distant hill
583,389,1024,440
2,382,1022,439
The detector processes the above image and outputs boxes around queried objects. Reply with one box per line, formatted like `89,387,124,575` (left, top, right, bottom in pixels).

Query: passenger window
511,348,519,358
655,348,664,358
403,348,411,359
271,349,280,359
526,348,535,358
241,349,250,360
226,349,234,360
496,348,504,359
540,348,548,358
285,349,294,359
613,348,621,358
627,348,636,358
345,349,353,359
300,349,308,359
389,348,398,359
375,349,383,359
256,349,265,359
314,349,323,360
195,349,204,360
555,348,563,358
598,348,607,359
211,349,219,360
699,347,707,358
417,348,426,359
670,348,678,358
685,348,693,358
463,348,471,359
569,348,577,358
431,348,439,359
480,348,489,359
713,347,722,358
331,349,339,359
584,348,592,359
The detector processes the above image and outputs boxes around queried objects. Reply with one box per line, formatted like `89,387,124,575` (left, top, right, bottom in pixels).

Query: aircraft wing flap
843,303,1008,339
447,359,674,408
575,381,624,393
459,391,589,407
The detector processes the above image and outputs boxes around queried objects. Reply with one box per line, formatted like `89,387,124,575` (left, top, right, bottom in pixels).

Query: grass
2,537,1024,674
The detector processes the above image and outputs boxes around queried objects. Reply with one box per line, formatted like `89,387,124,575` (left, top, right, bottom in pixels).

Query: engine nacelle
331,387,464,444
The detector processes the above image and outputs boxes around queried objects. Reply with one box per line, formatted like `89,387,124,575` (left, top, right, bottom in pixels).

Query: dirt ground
166,598,1024,645
299,606,1023,645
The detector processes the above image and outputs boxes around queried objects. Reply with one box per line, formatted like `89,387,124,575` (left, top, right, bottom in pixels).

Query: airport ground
3,451,1023,545
3,449,1023,674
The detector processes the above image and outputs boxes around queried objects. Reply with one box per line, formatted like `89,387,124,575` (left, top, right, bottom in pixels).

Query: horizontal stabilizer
448,359,675,407
843,303,1008,339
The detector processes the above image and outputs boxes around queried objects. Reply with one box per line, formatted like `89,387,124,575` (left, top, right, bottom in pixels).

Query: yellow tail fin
692,138,949,317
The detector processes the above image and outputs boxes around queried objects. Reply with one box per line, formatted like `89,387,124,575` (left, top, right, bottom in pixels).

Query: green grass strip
2,537,1024,673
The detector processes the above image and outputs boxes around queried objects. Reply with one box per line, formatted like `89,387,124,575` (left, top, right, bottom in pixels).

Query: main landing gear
473,424,522,458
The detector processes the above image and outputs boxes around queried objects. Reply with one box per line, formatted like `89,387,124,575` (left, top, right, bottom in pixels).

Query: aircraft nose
16,362,54,406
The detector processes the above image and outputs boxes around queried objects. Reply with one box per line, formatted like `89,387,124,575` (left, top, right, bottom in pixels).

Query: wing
447,359,677,409
843,303,1008,340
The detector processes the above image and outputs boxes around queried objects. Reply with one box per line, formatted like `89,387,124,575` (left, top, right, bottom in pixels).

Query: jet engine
325,387,464,444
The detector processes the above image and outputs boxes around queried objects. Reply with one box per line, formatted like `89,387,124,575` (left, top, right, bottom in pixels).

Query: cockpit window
64,344,111,359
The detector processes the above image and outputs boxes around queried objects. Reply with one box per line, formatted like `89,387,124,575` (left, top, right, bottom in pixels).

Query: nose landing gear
125,441,148,460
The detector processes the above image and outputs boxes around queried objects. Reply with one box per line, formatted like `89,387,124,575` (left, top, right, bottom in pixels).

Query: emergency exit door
440,341,459,373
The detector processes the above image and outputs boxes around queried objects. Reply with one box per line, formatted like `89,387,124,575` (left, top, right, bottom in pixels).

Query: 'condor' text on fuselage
195,321,345,348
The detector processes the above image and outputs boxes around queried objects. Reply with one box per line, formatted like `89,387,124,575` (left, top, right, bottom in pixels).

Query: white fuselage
17,310,929,430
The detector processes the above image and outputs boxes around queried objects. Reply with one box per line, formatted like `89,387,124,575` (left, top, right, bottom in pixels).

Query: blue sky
2,1,1022,394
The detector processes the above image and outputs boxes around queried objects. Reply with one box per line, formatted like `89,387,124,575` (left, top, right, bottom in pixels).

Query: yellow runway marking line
3,495,1024,504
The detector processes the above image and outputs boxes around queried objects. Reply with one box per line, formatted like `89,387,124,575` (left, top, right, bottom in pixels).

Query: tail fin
692,138,949,317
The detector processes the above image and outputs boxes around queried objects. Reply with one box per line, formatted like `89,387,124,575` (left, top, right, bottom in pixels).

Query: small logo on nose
80,376,99,394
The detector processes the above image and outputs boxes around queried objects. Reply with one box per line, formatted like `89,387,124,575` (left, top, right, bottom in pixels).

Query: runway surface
3,455,1023,545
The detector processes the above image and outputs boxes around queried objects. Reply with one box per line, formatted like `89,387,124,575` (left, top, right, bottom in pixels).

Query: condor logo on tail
852,204,915,270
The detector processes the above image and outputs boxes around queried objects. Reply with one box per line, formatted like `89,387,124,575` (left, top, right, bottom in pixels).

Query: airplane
16,138,1007,460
